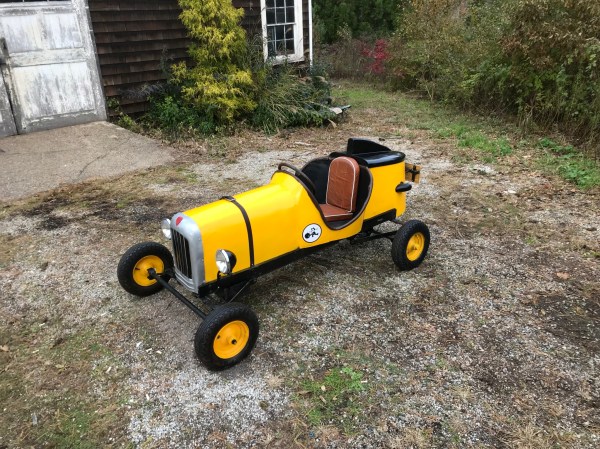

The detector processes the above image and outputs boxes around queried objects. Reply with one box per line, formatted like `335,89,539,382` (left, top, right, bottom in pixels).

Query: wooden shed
88,0,314,116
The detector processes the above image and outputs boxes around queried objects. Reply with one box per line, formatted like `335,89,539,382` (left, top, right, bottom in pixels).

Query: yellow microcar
117,138,429,370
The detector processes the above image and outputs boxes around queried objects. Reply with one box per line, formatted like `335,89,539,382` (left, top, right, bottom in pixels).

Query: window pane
275,0,286,8
266,0,275,7
267,26,276,41
275,25,285,41
268,41,276,57
266,9,275,24
286,39,294,52
285,26,294,40
285,7,294,23
276,8,285,23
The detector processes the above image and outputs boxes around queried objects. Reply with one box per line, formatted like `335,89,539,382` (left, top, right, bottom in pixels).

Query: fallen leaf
0,345,8,352
320,385,326,392
556,272,570,280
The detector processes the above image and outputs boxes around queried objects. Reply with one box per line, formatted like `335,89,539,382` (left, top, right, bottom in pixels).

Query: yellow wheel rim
213,320,250,359
132,255,164,287
406,232,426,261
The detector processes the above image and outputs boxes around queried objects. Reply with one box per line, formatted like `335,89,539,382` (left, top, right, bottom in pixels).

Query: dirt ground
1,84,599,448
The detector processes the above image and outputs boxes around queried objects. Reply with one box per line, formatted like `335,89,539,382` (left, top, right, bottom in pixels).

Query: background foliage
489,0,600,142
316,0,600,153
314,0,405,44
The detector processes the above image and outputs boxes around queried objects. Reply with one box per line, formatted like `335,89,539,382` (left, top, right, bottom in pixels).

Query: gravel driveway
1,85,598,448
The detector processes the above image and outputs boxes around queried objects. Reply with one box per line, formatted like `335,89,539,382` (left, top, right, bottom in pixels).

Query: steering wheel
278,162,318,195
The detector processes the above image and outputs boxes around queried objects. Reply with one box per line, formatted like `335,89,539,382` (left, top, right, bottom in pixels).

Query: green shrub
145,95,217,135
319,26,394,81
116,114,143,134
172,0,256,124
390,0,507,103
126,1,337,136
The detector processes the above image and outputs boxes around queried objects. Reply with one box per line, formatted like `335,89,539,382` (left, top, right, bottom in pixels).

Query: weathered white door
0,0,105,136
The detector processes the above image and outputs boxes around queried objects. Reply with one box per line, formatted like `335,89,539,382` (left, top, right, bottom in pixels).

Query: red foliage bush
361,39,390,75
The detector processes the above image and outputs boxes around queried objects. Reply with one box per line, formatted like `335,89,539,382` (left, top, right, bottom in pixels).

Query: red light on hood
175,216,183,226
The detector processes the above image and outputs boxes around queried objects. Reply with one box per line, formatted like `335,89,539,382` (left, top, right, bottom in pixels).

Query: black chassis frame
146,209,401,321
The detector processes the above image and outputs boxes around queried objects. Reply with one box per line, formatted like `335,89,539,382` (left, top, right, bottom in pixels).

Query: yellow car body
185,160,406,284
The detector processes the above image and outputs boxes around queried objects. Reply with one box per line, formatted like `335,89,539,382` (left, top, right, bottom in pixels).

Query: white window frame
260,0,304,63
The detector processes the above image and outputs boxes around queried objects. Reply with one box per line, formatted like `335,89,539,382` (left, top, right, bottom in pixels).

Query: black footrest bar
148,268,208,319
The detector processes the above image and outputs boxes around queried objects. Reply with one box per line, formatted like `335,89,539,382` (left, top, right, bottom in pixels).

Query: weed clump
437,124,512,162
299,366,368,433
537,138,600,189
251,64,335,134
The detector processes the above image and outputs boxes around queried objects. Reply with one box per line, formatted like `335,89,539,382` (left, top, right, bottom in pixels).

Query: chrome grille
172,229,192,279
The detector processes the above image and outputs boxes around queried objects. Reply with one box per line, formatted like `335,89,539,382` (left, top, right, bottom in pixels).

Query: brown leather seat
320,156,360,222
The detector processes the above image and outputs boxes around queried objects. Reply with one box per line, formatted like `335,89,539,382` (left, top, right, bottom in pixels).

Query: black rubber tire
391,220,430,271
117,242,174,297
194,302,259,371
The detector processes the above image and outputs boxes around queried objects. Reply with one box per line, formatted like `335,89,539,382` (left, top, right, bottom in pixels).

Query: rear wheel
391,220,430,270
117,242,173,296
194,302,259,371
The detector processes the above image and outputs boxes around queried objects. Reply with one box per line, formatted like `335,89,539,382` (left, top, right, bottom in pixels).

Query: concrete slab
0,121,173,201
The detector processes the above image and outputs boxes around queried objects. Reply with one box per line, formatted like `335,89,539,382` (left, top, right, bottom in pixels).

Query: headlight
216,249,236,274
161,218,172,240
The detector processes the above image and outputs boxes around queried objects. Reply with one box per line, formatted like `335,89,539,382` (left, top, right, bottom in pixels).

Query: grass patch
437,124,512,161
154,167,199,186
537,138,600,189
339,85,408,111
339,84,457,132
337,83,511,135
298,366,369,434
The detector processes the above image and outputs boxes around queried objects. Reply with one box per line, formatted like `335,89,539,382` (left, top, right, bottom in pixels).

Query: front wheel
391,220,430,271
194,302,259,371
117,242,174,296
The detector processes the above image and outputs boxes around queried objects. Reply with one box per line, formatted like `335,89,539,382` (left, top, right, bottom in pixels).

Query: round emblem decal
302,224,322,243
